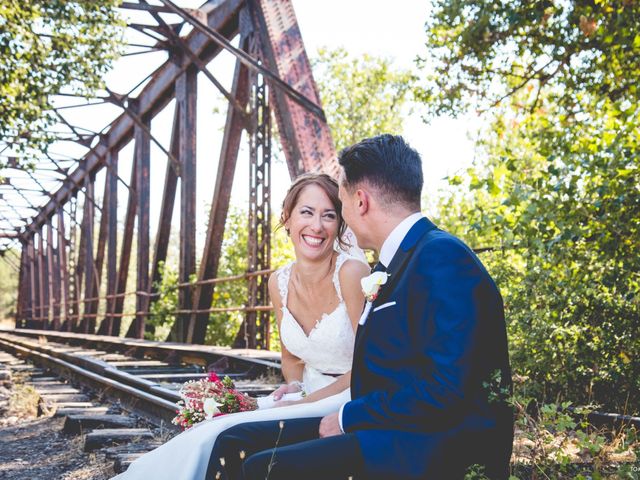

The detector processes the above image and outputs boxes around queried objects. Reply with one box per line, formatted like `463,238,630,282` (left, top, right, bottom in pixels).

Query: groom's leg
242,433,363,480
207,417,324,480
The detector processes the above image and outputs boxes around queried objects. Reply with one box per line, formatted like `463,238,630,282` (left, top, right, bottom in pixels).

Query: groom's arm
341,236,497,433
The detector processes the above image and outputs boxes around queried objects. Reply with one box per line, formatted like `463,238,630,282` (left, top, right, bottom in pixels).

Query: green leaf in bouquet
222,375,235,389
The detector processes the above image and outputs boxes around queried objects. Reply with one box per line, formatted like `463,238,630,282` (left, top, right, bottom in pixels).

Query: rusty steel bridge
0,0,339,349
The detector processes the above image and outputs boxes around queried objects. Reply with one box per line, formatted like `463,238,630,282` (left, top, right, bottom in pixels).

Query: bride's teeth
303,235,323,246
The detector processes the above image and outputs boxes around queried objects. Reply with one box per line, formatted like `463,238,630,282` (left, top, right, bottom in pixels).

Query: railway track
0,328,282,426
0,328,283,474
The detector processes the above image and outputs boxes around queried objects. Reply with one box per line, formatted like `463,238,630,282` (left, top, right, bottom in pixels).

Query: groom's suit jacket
343,218,513,479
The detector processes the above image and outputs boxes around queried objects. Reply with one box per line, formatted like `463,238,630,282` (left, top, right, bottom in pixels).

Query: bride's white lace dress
113,253,357,480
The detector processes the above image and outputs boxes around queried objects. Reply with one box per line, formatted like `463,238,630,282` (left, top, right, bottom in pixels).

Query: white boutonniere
203,397,223,420
361,271,390,302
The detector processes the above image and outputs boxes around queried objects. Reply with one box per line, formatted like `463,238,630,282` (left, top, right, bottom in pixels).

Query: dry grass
512,426,638,465
507,400,640,479
154,420,180,443
6,381,39,420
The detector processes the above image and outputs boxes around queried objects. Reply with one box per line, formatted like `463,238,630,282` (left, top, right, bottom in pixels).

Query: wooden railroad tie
84,428,155,452
63,414,137,434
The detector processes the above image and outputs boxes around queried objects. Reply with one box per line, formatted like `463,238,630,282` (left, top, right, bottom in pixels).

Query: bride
113,173,369,479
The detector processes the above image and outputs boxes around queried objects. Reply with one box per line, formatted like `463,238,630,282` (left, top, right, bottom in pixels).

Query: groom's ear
356,189,369,215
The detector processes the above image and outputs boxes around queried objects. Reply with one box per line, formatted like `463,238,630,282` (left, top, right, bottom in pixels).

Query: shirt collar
378,212,424,268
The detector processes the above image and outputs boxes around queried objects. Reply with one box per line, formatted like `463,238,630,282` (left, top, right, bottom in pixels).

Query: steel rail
0,328,281,370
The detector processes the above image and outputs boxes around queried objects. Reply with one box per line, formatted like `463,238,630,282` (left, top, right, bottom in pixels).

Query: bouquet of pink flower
172,372,257,430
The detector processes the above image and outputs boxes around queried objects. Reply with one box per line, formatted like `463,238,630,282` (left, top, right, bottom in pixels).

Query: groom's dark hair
338,134,423,210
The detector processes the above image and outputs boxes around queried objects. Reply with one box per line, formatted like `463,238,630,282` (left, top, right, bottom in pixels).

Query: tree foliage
418,0,640,118
313,47,416,152
0,255,19,323
424,0,640,412
0,1,124,153
147,261,179,341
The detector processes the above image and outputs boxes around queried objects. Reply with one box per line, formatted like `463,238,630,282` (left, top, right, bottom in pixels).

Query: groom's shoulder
415,227,481,266
411,228,498,290
420,227,469,251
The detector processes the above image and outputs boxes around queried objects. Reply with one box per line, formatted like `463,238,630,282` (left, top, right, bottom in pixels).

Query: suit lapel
353,218,437,354
375,217,436,306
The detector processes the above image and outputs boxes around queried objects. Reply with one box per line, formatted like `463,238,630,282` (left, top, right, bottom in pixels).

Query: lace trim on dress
277,262,293,306
332,253,350,302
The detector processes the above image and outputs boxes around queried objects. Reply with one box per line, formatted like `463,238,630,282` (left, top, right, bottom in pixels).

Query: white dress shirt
377,212,424,269
338,211,424,433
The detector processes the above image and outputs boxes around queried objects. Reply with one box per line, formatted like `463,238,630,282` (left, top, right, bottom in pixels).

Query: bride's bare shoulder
338,258,370,291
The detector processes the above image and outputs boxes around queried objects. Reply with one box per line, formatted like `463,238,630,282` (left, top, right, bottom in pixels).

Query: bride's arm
287,259,370,404
268,273,305,388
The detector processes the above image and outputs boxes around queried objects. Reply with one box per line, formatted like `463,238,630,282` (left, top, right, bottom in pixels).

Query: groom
207,134,513,479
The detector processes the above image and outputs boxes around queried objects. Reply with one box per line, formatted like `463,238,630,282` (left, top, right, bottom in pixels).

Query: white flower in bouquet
203,397,223,420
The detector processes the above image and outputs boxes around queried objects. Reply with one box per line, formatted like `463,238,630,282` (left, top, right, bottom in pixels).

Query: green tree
0,254,19,325
147,261,178,341
313,47,416,152
0,1,124,154
423,0,640,412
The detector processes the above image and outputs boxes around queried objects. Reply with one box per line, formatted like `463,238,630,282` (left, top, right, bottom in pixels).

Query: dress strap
332,254,350,303
277,262,294,306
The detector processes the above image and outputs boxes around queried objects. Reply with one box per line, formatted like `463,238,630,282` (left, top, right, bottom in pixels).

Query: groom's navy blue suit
343,217,513,479
208,217,513,480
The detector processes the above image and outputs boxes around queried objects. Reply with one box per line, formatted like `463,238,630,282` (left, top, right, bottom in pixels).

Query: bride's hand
271,381,303,401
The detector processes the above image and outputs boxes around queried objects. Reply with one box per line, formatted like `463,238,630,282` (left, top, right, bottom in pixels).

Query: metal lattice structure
2,0,338,348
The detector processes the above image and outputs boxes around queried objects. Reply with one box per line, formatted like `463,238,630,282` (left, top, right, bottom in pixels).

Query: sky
293,0,480,197
40,1,480,260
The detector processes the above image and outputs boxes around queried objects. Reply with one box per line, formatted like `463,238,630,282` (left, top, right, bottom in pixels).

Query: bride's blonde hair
278,173,349,250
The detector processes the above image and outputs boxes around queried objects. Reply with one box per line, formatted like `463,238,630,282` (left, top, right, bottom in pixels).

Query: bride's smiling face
285,184,339,261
